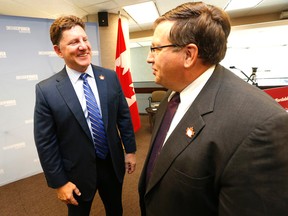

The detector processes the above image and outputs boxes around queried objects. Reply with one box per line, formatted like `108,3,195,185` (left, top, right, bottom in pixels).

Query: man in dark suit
34,15,136,216
138,2,288,216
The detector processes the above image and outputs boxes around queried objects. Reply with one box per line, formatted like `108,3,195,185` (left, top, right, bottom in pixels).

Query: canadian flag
115,18,141,132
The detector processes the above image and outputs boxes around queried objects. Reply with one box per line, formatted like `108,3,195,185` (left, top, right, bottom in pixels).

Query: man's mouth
78,53,88,57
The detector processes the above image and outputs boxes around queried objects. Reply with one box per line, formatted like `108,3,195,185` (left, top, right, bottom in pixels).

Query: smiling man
34,15,136,216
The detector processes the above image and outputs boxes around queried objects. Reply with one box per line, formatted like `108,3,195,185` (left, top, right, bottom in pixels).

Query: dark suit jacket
138,64,288,216
34,64,136,201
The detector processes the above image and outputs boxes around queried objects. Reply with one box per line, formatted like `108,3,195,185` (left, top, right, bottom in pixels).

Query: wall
221,20,288,86
130,46,153,82
130,46,161,113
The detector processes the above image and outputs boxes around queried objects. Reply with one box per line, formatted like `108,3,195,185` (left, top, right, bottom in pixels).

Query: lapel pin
99,75,105,80
186,127,195,138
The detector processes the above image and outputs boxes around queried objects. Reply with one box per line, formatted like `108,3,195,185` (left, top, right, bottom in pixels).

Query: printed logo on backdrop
0,99,17,107
6,26,31,33
38,51,58,57
25,119,33,124
92,50,99,56
2,142,26,150
16,74,38,81
0,51,7,58
275,96,288,103
33,158,40,163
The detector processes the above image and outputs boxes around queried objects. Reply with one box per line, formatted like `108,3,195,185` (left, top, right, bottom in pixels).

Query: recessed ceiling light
123,1,159,24
225,0,263,11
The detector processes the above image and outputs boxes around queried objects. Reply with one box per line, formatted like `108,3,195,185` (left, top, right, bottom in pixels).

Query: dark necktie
80,73,108,159
146,92,180,183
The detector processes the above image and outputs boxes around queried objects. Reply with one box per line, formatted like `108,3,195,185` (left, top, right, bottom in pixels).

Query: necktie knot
170,92,180,104
80,73,89,81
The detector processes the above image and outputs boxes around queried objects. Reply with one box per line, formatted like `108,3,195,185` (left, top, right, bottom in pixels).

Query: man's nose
147,52,154,64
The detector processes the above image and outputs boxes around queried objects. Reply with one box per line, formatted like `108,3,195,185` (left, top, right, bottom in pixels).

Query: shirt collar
168,65,215,102
66,64,94,84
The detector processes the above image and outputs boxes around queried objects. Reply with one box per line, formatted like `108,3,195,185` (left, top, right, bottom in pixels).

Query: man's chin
78,62,90,69
155,78,161,85
74,64,89,72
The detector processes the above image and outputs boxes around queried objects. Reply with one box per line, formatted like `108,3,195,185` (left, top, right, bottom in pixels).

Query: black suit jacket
138,64,288,216
34,64,136,201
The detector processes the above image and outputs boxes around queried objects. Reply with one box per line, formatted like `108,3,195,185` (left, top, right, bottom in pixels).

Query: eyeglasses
150,44,178,54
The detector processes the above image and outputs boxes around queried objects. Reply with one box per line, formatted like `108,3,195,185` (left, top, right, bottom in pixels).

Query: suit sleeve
34,84,68,188
219,112,288,216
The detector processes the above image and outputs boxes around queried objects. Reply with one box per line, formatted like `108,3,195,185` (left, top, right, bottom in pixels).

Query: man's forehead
152,22,173,44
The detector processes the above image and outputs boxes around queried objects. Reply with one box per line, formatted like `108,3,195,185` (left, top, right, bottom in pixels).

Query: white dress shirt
66,64,102,134
163,65,215,145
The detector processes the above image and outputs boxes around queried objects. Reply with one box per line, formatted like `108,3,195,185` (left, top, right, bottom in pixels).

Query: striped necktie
80,73,108,159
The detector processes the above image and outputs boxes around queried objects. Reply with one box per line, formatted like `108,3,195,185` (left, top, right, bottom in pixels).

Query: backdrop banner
264,86,288,111
0,15,101,186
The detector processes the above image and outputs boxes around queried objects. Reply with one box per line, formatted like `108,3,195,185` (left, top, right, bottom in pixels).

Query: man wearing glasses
139,2,288,216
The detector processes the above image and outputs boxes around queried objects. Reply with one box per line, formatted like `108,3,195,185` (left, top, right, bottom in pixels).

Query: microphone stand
229,66,257,86
249,67,258,87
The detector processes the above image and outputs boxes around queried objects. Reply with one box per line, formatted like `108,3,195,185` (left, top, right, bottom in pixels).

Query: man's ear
53,45,63,58
184,43,198,68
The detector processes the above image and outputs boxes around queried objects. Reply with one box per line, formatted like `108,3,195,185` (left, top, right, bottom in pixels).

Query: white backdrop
0,15,101,186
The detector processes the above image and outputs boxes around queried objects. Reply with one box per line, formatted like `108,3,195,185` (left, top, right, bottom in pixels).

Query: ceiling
0,0,288,32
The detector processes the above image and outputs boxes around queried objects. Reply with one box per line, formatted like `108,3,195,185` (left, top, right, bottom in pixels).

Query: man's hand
56,182,81,206
125,153,136,174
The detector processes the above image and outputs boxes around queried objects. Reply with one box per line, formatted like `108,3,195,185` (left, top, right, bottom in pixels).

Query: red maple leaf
116,66,134,99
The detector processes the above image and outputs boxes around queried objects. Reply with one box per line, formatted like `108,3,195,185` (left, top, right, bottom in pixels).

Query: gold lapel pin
186,127,195,138
99,75,105,80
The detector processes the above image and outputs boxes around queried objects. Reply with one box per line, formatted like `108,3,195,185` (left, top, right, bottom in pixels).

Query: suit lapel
146,106,206,192
146,65,224,193
55,68,92,141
